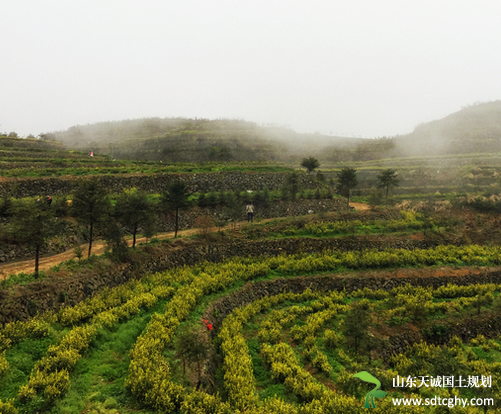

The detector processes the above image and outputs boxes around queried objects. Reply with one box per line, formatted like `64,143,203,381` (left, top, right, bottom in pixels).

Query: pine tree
377,169,400,200
284,172,301,200
344,302,370,355
301,156,320,174
115,188,155,248
71,179,111,257
161,181,191,237
336,168,358,208
102,218,129,262
176,328,209,384
12,200,57,277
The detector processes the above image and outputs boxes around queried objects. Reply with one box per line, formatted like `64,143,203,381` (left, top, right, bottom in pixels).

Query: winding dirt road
0,203,371,280
0,227,202,280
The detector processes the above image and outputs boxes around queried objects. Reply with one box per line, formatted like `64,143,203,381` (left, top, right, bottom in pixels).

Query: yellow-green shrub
0,399,18,414
311,351,332,374
180,390,232,414
324,329,341,349
0,351,9,377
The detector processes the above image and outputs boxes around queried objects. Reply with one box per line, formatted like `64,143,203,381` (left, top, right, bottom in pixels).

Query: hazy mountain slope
395,101,501,156
51,118,362,163
50,101,501,164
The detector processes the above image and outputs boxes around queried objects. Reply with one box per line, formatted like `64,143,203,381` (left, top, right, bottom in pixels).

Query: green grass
0,271,48,290
1,336,56,401
0,161,293,178
50,301,165,414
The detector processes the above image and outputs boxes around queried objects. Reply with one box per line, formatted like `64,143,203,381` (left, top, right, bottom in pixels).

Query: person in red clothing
202,318,213,331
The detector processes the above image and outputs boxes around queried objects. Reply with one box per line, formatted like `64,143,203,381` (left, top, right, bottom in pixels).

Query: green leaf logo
353,371,386,408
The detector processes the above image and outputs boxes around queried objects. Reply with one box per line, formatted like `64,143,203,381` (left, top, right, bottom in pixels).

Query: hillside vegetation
50,118,367,163
46,101,501,167
395,100,501,157
3,101,501,412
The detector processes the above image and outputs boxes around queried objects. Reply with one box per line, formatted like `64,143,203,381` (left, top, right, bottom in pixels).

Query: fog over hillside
51,118,368,163
49,101,501,165
394,100,501,157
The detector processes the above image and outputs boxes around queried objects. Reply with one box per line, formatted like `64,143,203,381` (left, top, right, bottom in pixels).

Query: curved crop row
3,245,501,412
125,260,270,412
5,288,174,408
218,291,319,410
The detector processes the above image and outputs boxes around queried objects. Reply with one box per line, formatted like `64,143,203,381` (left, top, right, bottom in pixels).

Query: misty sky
1,1,501,138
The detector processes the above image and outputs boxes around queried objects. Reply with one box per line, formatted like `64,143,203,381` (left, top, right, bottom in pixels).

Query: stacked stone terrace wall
0,235,450,324
0,198,346,264
0,171,317,198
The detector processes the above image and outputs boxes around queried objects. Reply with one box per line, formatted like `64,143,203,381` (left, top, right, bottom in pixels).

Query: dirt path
0,227,201,280
0,220,254,280
0,204,373,280
350,202,371,211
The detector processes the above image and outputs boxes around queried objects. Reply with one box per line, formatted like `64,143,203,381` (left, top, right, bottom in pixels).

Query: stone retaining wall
0,171,318,198
203,270,501,335
0,235,450,324
0,198,346,264
382,311,501,361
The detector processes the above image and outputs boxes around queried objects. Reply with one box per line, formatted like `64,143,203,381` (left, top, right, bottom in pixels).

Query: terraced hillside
33,102,501,202
1,207,501,413
48,101,501,166
3,104,501,412
0,134,292,180
51,118,364,164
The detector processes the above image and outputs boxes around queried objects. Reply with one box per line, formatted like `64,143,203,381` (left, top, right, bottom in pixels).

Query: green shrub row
15,289,174,405
125,260,270,412
258,304,315,344
0,315,54,352
219,291,319,410
276,245,501,274
260,342,361,412
284,211,429,237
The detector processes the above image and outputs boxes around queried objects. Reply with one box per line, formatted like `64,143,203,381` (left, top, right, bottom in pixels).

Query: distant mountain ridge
50,101,501,163
51,118,364,163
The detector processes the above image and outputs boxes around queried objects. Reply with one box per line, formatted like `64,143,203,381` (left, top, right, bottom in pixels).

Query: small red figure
206,323,213,331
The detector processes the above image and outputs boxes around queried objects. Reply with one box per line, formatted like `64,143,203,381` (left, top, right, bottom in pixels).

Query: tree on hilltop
301,156,320,174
